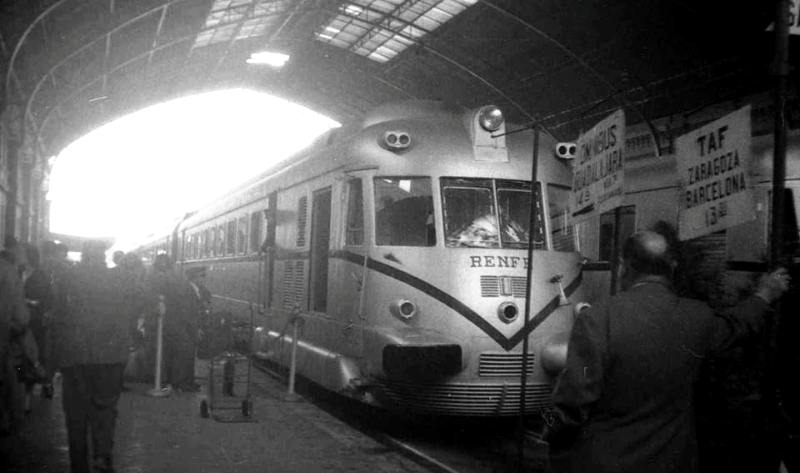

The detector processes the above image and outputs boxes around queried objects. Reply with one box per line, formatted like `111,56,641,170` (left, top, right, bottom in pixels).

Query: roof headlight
478,105,504,132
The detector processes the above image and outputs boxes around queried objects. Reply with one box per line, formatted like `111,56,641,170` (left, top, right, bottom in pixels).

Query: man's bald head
622,230,675,278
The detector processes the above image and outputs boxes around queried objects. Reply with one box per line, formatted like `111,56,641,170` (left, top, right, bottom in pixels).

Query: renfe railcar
138,100,590,416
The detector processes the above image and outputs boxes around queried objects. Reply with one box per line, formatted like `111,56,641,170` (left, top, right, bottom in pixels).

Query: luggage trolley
198,306,255,421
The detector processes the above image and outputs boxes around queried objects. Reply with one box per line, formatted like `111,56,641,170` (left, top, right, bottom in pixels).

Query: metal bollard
284,314,302,402
147,295,171,397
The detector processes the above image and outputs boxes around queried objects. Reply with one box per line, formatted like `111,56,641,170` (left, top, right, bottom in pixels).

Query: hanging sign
676,105,756,241
570,109,626,224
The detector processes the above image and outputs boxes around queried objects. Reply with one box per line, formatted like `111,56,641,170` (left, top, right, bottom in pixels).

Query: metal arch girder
36,34,197,154
36,29,415,154
22,1,191,141
207,0,262,78
320,2,553,136
477,0,663,154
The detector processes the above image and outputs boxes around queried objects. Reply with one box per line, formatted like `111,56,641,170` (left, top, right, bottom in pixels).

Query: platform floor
0,361,431,473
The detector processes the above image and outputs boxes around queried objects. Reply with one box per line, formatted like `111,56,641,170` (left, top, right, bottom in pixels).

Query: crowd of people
0,237,210,472
1,222,797,473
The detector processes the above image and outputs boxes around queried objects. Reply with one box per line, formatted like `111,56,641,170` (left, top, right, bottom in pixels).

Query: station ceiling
0,0,792,160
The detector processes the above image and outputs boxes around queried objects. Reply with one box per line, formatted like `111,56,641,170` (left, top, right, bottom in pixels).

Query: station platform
0,360,431,473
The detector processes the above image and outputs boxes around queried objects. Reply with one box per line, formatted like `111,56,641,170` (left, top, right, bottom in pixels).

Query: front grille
480,275,527,298
479,352,535,377
375,380,552,416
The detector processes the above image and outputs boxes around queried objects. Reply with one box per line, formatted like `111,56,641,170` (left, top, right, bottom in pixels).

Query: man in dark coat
147,254,198,391
545,230,789,473
51,240,136,473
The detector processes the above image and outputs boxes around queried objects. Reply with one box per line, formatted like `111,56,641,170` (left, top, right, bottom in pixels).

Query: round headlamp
390,299,417,320
497,301,519,324
478,105,504,132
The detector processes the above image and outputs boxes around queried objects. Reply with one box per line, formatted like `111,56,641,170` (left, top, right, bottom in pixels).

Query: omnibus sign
570,109,626,224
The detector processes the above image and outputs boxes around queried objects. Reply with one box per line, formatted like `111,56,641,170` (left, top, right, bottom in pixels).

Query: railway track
249,358,550,473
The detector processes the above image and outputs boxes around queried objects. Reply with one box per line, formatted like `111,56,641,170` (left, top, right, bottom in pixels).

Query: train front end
351,101,587,416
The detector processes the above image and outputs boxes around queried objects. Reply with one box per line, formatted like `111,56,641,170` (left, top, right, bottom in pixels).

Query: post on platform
147,295,172,397
284,312,302,402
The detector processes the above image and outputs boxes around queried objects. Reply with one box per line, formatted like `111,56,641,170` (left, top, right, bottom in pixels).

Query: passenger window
547,184,576,252
374,177,435,246
345,179,364,245
226,221,236,255
237,217,247,254
217,226,225,256
250,211,263,253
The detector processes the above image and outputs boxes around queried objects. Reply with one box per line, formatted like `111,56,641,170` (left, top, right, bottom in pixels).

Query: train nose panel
383,344,463,380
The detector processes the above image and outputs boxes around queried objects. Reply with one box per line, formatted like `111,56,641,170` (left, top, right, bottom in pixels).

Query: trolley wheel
200,399,209,418
241,399,252,417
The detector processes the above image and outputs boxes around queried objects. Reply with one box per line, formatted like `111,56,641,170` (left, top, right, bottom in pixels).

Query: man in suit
545,230,789,473
51,240,136,473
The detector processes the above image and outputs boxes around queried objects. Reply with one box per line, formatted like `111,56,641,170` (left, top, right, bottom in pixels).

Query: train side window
345,178,364,245
250,211,263,253
374,177,435,246
546,184,576,252
226,221,236,255
237,217,247,254
599,206,636,261
217,225,225,256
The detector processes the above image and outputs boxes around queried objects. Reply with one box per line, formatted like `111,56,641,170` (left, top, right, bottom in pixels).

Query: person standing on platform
147,254,198,392
0,242,32,435
51,240,136,473
23,243,56,403
543,230,790,473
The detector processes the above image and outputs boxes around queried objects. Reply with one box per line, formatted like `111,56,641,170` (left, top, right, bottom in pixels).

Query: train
133,99,591,416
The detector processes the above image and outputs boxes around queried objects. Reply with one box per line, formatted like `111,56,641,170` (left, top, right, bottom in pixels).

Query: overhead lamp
246,51,290,68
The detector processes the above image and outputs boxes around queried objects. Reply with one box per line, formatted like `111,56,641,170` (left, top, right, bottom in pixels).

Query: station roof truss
0,0,792,163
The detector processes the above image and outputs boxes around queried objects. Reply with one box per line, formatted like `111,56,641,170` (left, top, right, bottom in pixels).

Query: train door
329,175,368,358
309,187,332,312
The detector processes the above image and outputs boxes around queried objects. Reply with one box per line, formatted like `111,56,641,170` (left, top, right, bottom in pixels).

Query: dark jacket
547,277,771,473
51,262,135,367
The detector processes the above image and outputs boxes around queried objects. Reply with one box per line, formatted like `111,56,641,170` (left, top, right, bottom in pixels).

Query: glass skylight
315,0,477,63
193,0,292,48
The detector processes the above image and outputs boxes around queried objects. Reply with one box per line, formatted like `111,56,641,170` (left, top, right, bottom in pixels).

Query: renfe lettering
469,256,528,269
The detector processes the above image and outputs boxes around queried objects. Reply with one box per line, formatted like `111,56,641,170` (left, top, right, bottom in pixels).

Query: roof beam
478,0,662,151
5,0,71,103
37,35,198,151
207,1,261,78
146,6,170,67
23,1,192,139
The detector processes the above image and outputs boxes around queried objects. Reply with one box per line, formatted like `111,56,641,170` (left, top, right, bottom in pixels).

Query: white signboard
571,109,625,224
676,105,756,241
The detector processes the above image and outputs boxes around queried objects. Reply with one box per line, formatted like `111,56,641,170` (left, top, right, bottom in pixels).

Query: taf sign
570,109,625,224
676,105,756,241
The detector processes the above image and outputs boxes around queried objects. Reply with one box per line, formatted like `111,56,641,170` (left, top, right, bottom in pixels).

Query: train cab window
374,177,435,246
345,178,364,245
547,184,576,252
498,180,541,249
442,178,539,248
443,178,499,248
